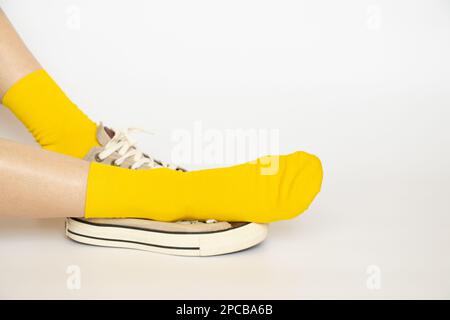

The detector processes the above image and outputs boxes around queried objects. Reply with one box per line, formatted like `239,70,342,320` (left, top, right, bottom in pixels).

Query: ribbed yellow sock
2,69,98,158
85,151,323,223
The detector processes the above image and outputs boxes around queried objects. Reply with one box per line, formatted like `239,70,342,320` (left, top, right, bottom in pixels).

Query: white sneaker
65,123,268,256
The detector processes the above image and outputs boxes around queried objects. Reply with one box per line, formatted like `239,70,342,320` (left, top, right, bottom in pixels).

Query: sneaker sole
65,218,268,256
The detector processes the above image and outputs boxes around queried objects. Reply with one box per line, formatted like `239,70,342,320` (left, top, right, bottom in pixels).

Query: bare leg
0,137,88,218
0,8,40,99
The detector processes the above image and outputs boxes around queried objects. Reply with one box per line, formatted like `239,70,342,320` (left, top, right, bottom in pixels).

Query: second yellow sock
85,151,323,223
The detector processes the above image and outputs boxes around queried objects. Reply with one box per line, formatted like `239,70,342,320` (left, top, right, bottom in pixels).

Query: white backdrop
0,0,449,299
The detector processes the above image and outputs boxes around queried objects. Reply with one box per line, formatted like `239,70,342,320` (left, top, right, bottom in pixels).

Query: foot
66,123,269,256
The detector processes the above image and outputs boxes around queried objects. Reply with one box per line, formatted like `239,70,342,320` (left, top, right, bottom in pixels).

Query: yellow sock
85,151,323,223
2,69,98,158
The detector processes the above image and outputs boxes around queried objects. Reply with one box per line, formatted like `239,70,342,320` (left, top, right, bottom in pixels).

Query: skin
0,8,41,100
0,137,89,217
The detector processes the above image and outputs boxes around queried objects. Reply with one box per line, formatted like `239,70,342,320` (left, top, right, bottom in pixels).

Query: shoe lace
96,127,178,170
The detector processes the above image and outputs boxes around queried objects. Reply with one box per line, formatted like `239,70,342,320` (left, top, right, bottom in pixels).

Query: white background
0,0,449,299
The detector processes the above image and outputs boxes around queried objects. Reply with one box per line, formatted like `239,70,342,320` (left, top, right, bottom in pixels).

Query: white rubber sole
65,218,268,256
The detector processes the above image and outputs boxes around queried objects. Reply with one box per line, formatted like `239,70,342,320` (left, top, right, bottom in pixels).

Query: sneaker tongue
96,123,115,146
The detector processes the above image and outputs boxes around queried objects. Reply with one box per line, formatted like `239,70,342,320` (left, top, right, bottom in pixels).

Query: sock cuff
1,68,98,158
2,69,61,107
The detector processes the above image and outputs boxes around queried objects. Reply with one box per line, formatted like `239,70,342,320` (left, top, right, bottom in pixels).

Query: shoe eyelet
94,153,103,162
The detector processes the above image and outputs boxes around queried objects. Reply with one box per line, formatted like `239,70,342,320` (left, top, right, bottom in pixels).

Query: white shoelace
96,128,178,170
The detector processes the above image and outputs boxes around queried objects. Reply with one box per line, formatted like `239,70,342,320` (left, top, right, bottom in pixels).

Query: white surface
0,0,450,299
